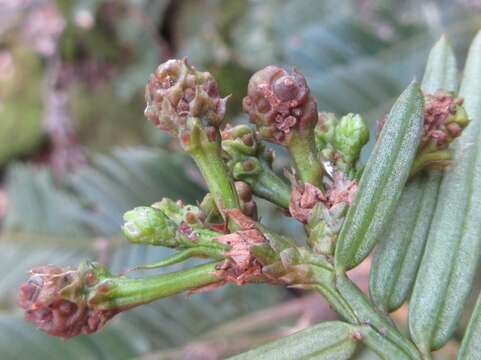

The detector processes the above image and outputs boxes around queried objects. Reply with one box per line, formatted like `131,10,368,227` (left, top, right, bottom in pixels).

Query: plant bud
17,263,117,339
122,207,178,247
314,112,368,176
409,91,470,176
145,58,229,136
152,198,205,228
242,66,318,145
221,124,260,157
333,113,369,164
422,91,469,149
232,158,263,179
235,181,253,202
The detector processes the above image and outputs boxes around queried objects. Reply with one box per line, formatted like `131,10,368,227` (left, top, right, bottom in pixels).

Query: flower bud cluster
144,58,229,145
242,66,318,145
421,91,469,150
18,263,118,339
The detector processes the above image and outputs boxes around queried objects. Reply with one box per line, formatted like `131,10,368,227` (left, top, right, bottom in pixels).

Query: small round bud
152,198,205,228
243,159,256,172
446,122,462,137
221,124,260,157
235,181,252,202
243,66,318,145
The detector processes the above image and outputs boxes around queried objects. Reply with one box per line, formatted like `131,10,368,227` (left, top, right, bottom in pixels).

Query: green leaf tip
334,81,424,271
409,29,481,352
422,35,458,93
370,32,459,314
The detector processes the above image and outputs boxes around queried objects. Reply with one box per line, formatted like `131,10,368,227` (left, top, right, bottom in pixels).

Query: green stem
312,272,421,359
246,164,291,208
190,144,241,210
313,284,358,324
287,132,323,188
410,149,452,178
92,262,222,310
357,325,412,360
335,272,422,360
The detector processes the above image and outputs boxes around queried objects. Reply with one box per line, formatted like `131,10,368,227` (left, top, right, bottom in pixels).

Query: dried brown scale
325,172,358,207
178,222,199,241
144,58,229,135
289,183,325,223
243,66,318,145
17,265,118,339
224,208,258,230
210,209,269,285
289,173,357,223
375,116,386,138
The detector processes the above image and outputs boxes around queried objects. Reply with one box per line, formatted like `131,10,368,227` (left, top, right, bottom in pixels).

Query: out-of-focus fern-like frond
1,147,287,358
0,313,145,360
66,147,204,236
231,0,481,117
4,164,92,239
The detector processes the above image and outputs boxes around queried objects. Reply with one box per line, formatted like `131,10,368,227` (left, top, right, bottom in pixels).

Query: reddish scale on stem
289,173,358,224
242,66,318,145
214,209,267,285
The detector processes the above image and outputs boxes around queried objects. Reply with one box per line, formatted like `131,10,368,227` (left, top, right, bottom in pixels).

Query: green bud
152,198,204,228
314,112,368,177
122,207,178,247
221,124,259,158
232,157,263,179
333,113,369,164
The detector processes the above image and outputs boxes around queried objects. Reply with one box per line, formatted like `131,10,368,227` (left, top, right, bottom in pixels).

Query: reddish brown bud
17,265,118,339
446,122,462,137
243,66,318,145
235,181,252,202
185,211,198,224
419,91,469,149
243,159,256,171
242,133,254,146
145,59,229,135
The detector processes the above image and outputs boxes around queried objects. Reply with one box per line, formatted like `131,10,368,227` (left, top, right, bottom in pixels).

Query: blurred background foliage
0,0,480,359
